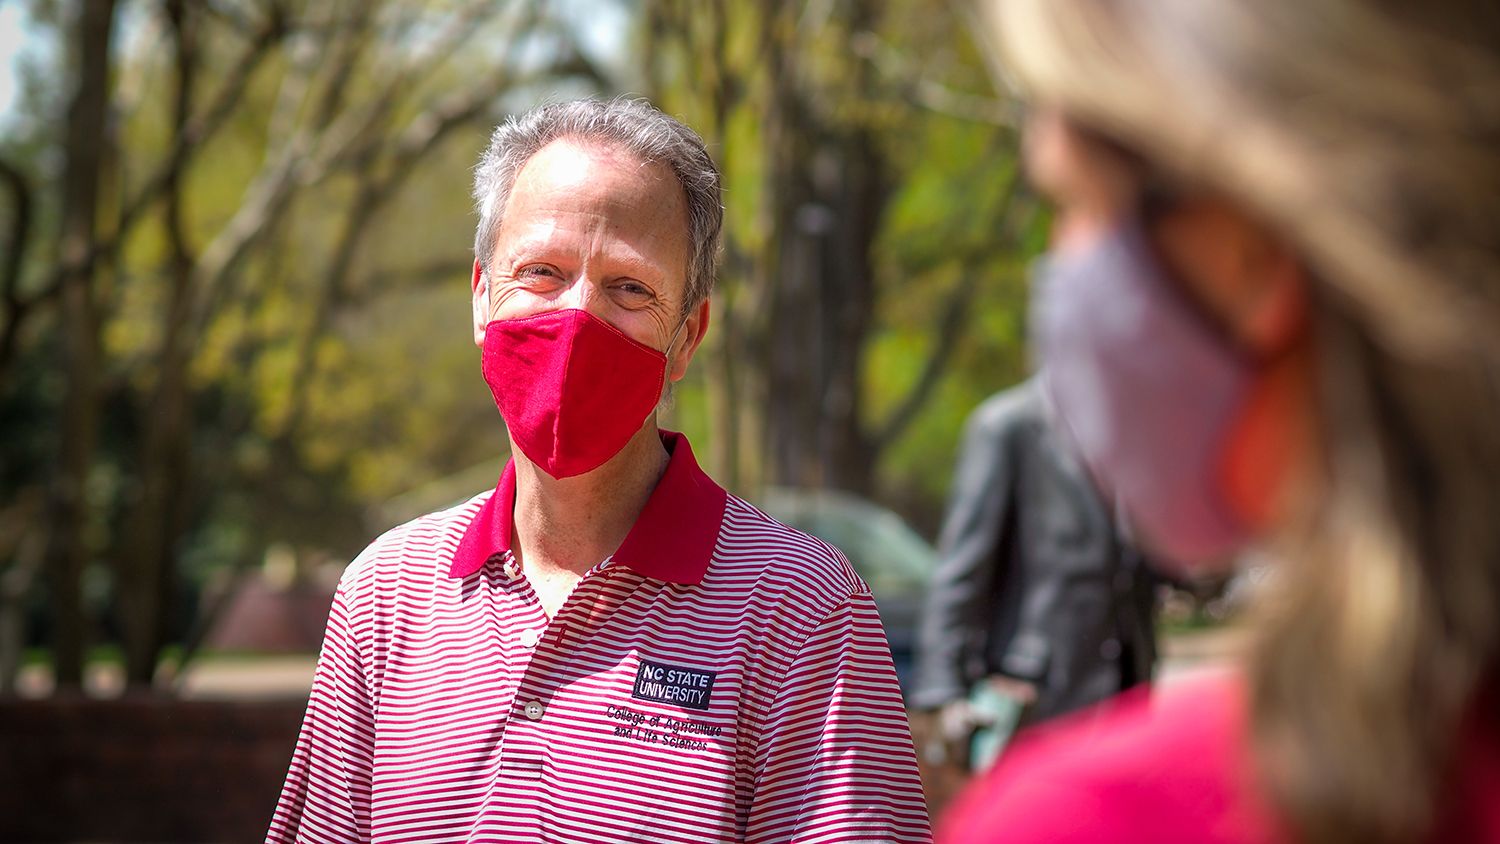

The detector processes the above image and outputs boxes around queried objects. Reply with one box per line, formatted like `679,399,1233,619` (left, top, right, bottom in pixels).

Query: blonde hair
982,0,1500,840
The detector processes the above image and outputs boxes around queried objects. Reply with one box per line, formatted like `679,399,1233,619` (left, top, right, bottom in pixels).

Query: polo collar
447,431,727,585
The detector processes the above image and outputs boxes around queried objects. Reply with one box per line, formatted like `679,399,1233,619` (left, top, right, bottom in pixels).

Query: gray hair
472,97,724,314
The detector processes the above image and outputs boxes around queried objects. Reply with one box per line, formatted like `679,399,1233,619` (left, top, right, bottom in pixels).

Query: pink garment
268,432,932,843
938,672,1500,843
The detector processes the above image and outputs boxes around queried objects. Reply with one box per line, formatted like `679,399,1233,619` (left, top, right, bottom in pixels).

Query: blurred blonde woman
940,1,1500,842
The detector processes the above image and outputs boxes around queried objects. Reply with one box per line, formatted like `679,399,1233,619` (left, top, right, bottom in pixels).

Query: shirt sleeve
910,404,1016,710
265,582,375,844
744,591,934,843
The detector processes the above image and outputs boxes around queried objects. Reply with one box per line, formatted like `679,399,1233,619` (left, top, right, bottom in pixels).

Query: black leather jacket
911,379,1158,723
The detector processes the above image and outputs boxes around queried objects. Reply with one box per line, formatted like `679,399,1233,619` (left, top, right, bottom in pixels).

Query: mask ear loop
475,267,492,329
663,312,692,362
656,312,696,411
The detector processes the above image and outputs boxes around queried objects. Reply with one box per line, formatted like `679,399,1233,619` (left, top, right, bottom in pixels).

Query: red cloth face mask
482,309,670,479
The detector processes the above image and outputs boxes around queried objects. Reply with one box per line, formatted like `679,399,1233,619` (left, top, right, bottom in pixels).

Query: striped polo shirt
267,432,931,843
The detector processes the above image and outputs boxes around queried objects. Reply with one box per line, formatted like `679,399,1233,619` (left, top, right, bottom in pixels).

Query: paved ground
1158,625,1249,683
15,656,317,700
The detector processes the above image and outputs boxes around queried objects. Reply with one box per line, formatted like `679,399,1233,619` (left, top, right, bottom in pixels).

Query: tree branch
113,9,285,240
872,173,1033,450
850,31,1019,128
314,0,544,174
0,157,35,380
23,9,287,330
162,0,200,272
187,2,548,340
273,32,596,444
871,272,979,450
350,258,476,305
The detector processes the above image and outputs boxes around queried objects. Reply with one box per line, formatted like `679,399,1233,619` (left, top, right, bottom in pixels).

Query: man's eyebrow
603,247,659,277
497,236,565,264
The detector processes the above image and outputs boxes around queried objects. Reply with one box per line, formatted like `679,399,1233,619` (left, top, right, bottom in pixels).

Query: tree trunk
818,129,886,495
0,158,35,384
761,126,888,495
0,489,47,694
121,0,199,688
753,2,890,497
119,245,195,688
43,0,117,692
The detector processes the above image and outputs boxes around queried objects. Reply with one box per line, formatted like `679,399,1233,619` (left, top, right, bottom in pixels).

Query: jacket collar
447,431,727,585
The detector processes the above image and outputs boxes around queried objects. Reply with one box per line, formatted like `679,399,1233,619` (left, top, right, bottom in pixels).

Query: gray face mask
1030,219,1253,566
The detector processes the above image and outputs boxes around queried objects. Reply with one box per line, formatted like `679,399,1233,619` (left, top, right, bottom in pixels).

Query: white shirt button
523,699,545,721
519,628,541,649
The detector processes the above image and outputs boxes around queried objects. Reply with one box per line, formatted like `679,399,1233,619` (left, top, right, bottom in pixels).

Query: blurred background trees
641,0,1041,501
0,0,1037,694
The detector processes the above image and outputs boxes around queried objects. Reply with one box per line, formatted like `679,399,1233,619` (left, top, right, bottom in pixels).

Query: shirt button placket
523,699,545,721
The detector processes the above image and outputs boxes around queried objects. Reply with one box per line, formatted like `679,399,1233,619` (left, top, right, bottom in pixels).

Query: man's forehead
510,138,677,204
494,138,691,265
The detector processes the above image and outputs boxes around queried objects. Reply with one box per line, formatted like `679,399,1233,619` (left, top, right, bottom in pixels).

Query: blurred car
756,487,936,693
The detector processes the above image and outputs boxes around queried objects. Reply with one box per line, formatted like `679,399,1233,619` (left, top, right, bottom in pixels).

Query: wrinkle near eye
655,305,684,346
489,280,554,318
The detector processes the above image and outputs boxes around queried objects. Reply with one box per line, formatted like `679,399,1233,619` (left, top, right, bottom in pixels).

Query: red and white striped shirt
267,432,931,843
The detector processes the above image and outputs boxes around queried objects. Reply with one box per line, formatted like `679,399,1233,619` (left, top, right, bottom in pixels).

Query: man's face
473,138,707,383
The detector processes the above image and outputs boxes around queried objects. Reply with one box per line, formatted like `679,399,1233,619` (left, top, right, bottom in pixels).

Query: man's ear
471,259,487,348
667,298,712,382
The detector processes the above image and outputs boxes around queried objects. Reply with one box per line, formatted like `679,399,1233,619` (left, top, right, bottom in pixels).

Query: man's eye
615,281,652,297
518,265,558,278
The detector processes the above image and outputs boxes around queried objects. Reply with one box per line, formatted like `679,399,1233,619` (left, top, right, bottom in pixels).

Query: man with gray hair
267,98,930,843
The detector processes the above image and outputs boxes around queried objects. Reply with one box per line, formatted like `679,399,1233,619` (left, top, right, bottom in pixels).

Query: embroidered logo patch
632,658,716,711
